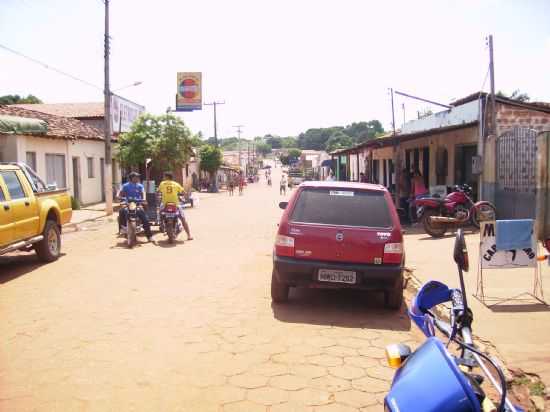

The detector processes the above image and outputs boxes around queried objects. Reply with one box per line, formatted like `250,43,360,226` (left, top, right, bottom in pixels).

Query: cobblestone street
0,169,420,412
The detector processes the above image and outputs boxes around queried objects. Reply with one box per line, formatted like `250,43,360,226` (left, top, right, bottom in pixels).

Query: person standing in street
158,171,193,241
228,173,235,196
326,170,336,181
238,172,244,196
280,174,288,195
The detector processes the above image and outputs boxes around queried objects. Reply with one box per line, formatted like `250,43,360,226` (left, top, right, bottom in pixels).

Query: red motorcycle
416,184,496,238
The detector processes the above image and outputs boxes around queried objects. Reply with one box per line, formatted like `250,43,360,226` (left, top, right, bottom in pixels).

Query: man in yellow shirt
158,171,193,240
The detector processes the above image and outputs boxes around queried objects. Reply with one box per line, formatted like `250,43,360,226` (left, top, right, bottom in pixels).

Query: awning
321,159,333,167
0,115,48,135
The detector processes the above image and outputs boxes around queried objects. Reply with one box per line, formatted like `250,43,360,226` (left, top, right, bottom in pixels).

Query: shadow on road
271,288,411,332
0,253,66,284
155,239,186,248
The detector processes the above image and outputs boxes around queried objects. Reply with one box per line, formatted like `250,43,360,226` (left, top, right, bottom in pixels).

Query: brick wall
496,102,550,134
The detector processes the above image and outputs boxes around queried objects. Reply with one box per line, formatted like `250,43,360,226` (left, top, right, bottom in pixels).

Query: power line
0,43,103,91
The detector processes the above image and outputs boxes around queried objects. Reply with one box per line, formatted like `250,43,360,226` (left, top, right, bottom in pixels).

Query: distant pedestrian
326,171,336,181
359,172,368,183
228,173,235,196
280,174,287,195
238,172,244,195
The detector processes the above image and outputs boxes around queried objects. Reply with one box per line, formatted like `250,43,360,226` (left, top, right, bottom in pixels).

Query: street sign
176,72,202,111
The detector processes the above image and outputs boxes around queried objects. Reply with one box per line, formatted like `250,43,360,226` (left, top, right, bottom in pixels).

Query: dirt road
0,168,419,412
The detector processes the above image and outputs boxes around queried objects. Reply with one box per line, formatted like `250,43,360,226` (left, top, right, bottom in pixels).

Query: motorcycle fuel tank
385,337,480,412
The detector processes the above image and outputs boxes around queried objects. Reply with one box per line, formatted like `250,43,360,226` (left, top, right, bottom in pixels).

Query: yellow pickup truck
0,163,72,262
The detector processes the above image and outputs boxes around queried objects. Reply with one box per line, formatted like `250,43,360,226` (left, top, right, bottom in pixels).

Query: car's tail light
275,234,295,257
384,242,403,264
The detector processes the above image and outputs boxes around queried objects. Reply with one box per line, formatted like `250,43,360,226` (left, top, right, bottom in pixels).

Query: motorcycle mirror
453,229,469,272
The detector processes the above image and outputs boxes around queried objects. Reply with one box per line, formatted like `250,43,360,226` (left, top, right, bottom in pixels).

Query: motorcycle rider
158,171,193,241
117,172,153,242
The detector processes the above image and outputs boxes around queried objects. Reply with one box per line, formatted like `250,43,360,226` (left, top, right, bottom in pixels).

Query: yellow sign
176,72,202,111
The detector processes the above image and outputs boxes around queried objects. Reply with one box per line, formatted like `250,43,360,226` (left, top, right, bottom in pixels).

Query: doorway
100,158,105,202
454,144,478,200
72,157,81,203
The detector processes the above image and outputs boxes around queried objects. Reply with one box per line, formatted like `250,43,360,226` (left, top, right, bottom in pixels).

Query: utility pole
488,35,497,137
204,101,225,146
103,0,113,215
233,125,244,170
389,88,396,136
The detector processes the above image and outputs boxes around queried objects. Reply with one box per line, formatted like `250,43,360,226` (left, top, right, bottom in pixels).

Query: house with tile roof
0,105,122,205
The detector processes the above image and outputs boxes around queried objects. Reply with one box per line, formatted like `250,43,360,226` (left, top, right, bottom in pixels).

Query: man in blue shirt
117,172,153,241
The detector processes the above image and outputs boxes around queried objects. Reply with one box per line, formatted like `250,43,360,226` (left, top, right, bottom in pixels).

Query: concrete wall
482,103,550,204
2,135,115,205
0,135,19,162
496,103,550,134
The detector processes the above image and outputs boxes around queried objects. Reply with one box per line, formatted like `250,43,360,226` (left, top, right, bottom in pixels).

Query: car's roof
298,181,387,192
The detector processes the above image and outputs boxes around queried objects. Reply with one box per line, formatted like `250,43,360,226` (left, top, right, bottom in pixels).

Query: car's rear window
290,187,393,228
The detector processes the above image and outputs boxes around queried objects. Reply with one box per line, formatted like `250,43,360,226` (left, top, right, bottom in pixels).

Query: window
45,154,66,188
1,171,26,199
26,151,37,171
87,157,95,178
290,188,392,228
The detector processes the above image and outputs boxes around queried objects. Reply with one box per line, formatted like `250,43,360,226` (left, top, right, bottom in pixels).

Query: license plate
318,269,356,284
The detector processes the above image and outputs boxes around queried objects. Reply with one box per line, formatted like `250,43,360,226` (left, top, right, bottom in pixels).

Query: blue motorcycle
384,229,524,412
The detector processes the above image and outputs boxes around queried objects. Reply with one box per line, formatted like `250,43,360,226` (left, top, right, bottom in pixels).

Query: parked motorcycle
120,198,144,248
384,229,524,412
160,202,182,244
416,184,496,237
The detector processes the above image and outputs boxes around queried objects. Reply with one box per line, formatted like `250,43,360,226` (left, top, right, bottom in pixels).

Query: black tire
271,269,289,303
422,209,447,238
471,203,497,229
166,220,175,244
35,220,61,262
385,273,404,310
127,221,136,248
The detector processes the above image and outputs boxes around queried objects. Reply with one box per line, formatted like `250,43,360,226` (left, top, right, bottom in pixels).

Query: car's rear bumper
273,255,402,290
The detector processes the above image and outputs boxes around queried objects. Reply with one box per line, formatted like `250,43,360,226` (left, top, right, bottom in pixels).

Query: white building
0,105,121,206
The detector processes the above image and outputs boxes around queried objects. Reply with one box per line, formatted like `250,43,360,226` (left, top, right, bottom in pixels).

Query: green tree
0,94,43,105
325,131,354,152
281,136,298,148
256,142,272,156
199,144,223,189
266,136,282,149
116,113,193,171
279,148,302,166
497,89,530,102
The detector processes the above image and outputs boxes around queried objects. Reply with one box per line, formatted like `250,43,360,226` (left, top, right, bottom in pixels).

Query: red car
272,181,405,309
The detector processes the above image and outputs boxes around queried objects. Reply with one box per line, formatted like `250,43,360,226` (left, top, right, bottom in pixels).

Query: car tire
385,273,404,310
271,269,289,303
34,220,61,262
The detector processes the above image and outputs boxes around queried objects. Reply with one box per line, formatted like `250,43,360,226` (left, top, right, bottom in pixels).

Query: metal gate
495,127,537,219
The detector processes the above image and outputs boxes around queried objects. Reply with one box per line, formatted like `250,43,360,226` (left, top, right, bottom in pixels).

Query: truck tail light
384,243,403,264
275,234,295,257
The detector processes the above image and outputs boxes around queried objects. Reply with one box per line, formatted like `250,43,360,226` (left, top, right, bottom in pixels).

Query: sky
1,0,549,140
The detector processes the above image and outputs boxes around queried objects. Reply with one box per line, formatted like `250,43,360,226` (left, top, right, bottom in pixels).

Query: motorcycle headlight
385,343,412,368
129,202,137,211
